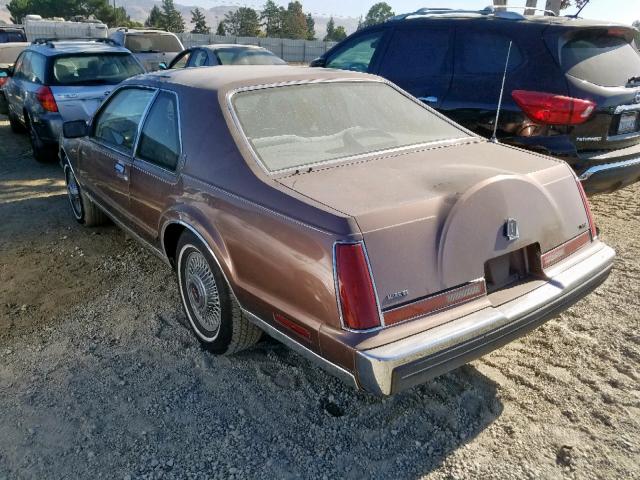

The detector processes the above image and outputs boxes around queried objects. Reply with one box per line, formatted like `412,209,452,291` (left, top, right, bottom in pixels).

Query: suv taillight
512,90,595,125
36,86,58,112
334,242,381,331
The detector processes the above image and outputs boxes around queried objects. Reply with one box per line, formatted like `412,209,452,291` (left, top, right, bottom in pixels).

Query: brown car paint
62,66,613,393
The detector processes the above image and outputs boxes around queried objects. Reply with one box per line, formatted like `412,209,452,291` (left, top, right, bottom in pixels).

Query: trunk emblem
504,218,520,241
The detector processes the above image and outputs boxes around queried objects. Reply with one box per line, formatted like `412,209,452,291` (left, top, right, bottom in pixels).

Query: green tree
7,0,138,26
332,25,347,41
363,2,394,27
161,0,185,33
224,7,261,37
281,1,307,39
323,16,335,41
190,7,209,34
305,13,315,40
145,5,163,28
261,0,284,37
216,20,226,36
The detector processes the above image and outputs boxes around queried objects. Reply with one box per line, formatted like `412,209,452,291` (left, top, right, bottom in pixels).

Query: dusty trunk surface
0,117,638,479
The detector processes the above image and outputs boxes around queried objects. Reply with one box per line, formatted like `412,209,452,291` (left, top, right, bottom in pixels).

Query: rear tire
8,111,25,134
176,231,262,355
26,115,55,163
63,163,107,227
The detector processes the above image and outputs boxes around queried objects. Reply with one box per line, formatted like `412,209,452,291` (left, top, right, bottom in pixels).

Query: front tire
63,164,107,227
176,231,261,355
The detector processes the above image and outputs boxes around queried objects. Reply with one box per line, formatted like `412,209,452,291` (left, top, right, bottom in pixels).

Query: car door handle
418,96,438,104
114,161,128,179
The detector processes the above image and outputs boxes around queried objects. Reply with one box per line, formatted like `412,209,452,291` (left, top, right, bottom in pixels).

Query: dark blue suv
312,7,640,194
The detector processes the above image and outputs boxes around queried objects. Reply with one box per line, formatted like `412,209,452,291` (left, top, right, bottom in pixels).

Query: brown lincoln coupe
59,66,615,395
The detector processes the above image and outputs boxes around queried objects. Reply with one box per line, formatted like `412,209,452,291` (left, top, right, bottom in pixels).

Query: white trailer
23,15,108,42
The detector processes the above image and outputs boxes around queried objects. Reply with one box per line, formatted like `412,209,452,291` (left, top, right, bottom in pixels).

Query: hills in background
0,0,361,38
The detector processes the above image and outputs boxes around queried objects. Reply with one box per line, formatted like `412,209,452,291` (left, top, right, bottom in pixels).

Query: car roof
28,39,131,56
201,44,268,51
128,65,379,93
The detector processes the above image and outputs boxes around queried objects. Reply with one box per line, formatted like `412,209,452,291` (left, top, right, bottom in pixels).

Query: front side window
326,31,384,72
136,91,180,170
170,50,191,69
232,82,468,173
93,88,155,153
52,54,144,86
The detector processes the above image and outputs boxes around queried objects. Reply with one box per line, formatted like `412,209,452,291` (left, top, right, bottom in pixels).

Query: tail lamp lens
334,243,381,331
512,90,595,125
36,86,58,112
575,177,598,240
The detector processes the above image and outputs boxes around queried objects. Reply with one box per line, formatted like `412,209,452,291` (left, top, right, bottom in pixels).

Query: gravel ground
0,117,639,480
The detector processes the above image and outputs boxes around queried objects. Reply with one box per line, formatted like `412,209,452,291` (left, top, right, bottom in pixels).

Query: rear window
232,82,468,173
0,31,26,43
52,54,144,86
125,34,182,53
215,48,285,65
561,31,640,87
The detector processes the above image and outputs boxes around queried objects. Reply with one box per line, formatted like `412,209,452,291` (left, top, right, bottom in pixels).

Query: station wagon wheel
176,231,262,355
26,115,55,163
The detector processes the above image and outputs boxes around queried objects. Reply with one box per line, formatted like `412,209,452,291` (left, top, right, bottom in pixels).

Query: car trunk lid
277,141,590,310
50,85,112,121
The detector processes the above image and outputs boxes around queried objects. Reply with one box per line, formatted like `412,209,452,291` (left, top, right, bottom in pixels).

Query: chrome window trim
225,78,477,176
133,88,185,175
89,84,158,158
332,240,385,334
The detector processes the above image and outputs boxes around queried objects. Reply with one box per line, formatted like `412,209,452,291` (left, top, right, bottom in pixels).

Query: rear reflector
575,178,598,240
541,231,591,269
512,90,595,125
36,86,58,112
334,242,381,331
273,313,311,340
384,279,487,326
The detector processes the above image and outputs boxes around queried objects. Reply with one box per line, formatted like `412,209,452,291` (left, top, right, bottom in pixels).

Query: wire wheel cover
184,250,221,334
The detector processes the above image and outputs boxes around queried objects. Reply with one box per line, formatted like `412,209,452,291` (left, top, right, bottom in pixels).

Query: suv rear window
232,82,468,173
561,31,640,87
52,54,144,85
125,34,182,53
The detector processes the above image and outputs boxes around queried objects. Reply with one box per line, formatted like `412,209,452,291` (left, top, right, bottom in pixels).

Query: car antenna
491,40,513,144
571,0,591,18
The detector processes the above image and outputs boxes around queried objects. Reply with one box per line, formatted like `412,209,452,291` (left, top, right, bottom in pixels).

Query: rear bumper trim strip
578,156,640,181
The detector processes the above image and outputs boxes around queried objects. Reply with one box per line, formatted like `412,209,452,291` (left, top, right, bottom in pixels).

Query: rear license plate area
618,112,639,135
484,244,541,294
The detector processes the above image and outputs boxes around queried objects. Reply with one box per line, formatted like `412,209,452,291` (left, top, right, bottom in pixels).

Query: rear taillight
512,90,595,125
334,242,381,331
36,86,58,112
575,177,598,240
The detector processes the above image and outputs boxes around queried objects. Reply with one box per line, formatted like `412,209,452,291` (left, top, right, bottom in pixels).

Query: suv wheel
63,164,107,226
176,231,262,355
8,111,25,134
26,115,55,163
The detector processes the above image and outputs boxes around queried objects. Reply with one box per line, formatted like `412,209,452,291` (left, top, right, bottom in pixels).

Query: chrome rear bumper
355,242,615,395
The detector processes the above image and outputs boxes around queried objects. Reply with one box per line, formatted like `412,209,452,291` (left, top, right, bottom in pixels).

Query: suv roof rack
391,5,556,21
32,37,119,47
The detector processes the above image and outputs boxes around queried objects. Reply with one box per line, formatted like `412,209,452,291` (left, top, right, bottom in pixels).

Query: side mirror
309,57,326,68
63,120,89,139
158,62,168,70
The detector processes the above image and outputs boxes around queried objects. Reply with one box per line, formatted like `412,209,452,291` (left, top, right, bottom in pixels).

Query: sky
190,0,640,25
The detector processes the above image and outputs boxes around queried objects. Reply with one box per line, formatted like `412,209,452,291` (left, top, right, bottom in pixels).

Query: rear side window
561,31,640,87
380,28,452,77
326,31,384,72
457,32,523,74
52,54,144,86
17,52,46,84
93,88,155,153
136,91,181,170
0,31,26,42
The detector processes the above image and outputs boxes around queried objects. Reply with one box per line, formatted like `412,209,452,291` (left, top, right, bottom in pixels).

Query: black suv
311,8,640,194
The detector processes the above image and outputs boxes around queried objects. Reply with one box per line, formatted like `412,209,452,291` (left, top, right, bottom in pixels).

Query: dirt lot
0,116,638,480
